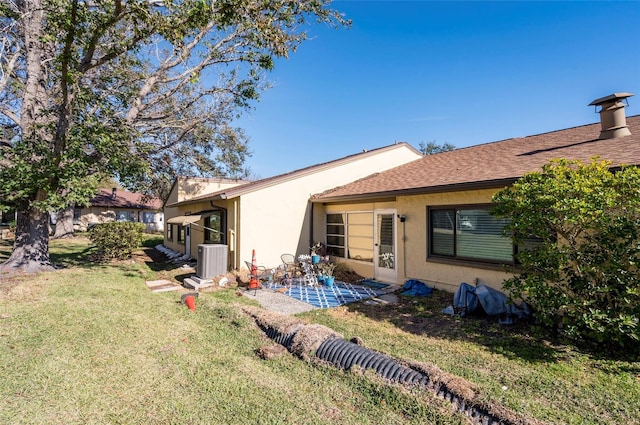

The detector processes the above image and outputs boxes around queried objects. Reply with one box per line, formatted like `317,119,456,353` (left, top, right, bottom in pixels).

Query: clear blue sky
236,1,640,179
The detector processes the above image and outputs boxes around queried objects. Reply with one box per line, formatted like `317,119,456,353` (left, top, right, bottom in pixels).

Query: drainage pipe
314,337,505,424
245,307,541,425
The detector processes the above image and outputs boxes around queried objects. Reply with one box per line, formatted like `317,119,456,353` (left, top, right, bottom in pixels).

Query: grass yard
1,236,639,424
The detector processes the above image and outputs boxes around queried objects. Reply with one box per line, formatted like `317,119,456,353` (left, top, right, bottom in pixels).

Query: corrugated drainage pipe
256,322,297,349
246,309,538,425
314,338,505,425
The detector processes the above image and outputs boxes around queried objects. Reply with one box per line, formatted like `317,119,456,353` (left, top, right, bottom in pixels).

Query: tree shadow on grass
344,288,569,364
50,246,101,269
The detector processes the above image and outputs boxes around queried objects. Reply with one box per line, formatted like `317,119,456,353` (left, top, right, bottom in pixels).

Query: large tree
0,0,346,272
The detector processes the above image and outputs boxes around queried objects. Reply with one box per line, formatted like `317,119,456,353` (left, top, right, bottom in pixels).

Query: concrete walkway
243,288,317,315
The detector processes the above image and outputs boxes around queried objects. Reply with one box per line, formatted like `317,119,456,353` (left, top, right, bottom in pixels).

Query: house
162,143,423,270
310,93,639,292
72,188,164,232
0,208,16,239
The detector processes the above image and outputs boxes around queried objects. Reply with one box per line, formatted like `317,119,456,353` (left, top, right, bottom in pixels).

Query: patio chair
280,254,302,287
244,261,273,285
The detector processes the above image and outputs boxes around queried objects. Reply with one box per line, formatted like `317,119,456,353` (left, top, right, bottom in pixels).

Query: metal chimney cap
589,92,634,106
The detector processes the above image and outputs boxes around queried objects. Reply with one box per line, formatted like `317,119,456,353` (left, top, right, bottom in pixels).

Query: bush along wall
88,222,145,261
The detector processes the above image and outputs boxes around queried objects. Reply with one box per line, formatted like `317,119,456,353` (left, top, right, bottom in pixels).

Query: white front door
374,209,397,284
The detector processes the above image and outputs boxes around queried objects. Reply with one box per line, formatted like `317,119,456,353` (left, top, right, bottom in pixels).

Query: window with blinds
429,206,514,263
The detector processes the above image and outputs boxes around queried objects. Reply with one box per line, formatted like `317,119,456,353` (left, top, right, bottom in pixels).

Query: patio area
263,279,390,309
242,277,396,314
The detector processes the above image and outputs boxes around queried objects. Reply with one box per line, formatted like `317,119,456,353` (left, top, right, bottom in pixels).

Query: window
0,208,16,225
115,210,134,222
326,213,345,257
326,212,374,262
167,224,173,241
143,212,155,223
204,211,226,244
429,206,513,263
177,225,185,244
73,208,81,224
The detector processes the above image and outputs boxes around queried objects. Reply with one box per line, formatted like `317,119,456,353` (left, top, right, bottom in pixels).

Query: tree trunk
53,206,75,239
0,208,55,273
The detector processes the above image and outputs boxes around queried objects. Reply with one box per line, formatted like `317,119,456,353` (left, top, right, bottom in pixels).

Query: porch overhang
166,214,205,225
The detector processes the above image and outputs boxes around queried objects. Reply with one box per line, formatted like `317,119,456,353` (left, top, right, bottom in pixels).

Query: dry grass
1,236,639,424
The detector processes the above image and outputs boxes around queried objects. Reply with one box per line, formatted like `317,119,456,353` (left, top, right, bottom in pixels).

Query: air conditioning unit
196,244,228,279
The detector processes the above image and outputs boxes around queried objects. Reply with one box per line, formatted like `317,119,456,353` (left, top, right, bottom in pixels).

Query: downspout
402,218,407,280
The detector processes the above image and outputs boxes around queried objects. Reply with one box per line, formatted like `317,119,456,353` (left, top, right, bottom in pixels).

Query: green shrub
492,158,640,349
88,222,145,260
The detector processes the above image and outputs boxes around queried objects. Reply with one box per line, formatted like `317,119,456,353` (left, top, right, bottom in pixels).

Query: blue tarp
401,279,433,297
452,282,530,324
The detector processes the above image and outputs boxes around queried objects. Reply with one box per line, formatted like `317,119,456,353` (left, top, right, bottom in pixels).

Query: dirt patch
290,324,343,361
321,286,551,364
333,267,365,284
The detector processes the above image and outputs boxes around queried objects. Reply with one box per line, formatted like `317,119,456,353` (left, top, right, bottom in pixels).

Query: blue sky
236,1,640,179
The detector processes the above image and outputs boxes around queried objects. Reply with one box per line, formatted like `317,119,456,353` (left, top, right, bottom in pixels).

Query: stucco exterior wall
394,188,513,292
166,177,247,205
75,207,163,233
317,201,396,280
235,148,420,270
163,145,422,273
315,188,515,293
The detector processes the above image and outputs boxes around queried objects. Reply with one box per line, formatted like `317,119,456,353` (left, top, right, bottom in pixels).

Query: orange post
181,293,198,311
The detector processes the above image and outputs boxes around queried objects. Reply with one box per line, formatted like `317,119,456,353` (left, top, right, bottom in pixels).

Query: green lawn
1,236,638,424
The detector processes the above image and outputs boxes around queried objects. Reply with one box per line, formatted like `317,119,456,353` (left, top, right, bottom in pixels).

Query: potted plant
379,252,395,269
310,241,324,264
318,262,337,287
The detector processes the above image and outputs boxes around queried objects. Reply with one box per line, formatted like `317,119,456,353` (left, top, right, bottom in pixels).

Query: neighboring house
163,143,423,270
72,188,164,232
310,93,640,292
0,207,16,239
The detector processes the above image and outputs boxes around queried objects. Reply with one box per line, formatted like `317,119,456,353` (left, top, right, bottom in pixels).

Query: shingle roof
313,115,640,202
90,189,162,210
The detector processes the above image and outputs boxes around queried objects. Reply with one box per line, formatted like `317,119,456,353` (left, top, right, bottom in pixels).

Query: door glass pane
377,214,394,269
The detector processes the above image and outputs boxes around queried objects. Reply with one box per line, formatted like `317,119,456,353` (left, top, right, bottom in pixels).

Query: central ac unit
196,244,228,279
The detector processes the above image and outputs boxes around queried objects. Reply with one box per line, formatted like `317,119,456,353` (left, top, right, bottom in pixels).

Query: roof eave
165,193,227,208
312,178,518,203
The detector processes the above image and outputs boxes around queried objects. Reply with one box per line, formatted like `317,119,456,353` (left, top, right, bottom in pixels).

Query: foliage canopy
492,158,640,348
0,0,347,271
419,141,455,155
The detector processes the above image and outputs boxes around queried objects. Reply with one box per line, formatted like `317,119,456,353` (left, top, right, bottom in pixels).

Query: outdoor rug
264,280,389,309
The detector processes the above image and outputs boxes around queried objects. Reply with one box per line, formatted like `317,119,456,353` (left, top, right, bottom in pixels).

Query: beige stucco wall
165,177,248,206
75,207,163,233
316,200,396,280
395,188,514,292
316,188,516,293
235,148,421,270
163,145,421,272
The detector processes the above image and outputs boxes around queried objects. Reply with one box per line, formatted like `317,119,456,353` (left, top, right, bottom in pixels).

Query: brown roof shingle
313,115,640,201
90,189,162,210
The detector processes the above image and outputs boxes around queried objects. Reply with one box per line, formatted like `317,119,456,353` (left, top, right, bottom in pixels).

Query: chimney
589,92,633,139
111,188,117,199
